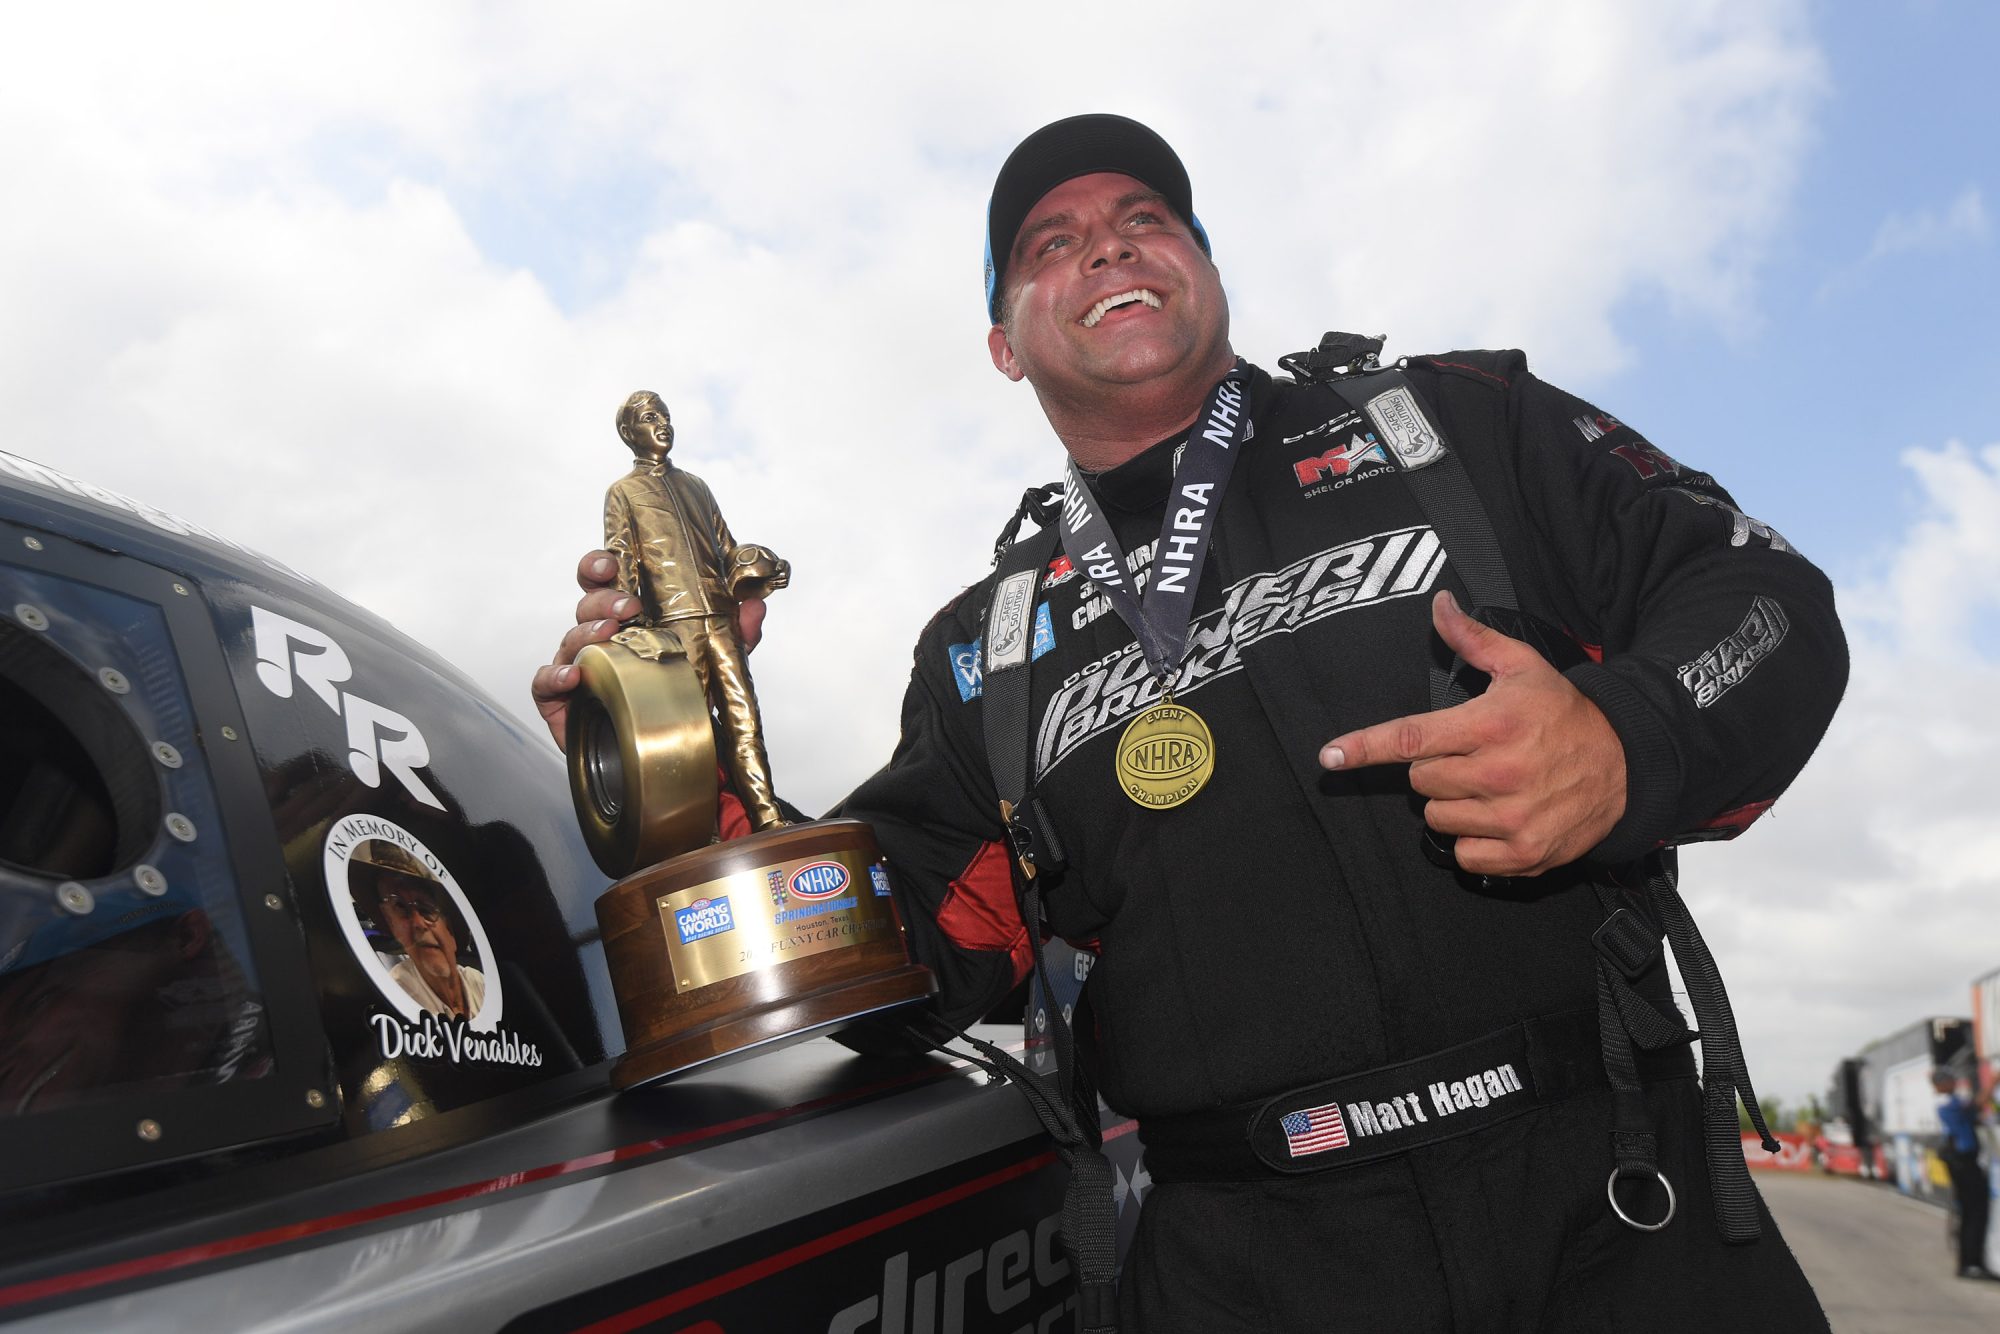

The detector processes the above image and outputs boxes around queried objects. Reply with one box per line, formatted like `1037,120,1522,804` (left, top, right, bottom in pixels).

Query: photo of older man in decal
348,840,486,1020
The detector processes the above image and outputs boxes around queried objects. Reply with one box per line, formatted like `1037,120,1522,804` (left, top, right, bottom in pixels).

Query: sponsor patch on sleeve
1032,602,1055,658
948,640,984,702
1671,488,1795,553
1570,408,1699,484
948,604,1054,704
1572,412,1623,443
1678,596,1789,708
1608,438,1687,481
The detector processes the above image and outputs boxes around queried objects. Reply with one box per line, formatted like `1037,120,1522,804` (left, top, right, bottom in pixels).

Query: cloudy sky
4,1,1996,1104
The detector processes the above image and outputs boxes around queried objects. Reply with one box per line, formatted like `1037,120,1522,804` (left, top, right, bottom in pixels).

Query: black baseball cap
983,113,1211,324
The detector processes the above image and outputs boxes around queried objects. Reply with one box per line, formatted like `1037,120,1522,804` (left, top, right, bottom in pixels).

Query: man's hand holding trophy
555,391,934,1088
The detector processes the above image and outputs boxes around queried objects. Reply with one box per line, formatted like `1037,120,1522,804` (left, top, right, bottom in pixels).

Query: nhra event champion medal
1060,360,1252,809
1115,693,1215,809
566,391,934,1089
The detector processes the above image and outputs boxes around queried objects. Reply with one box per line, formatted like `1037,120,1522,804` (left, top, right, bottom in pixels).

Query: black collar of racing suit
1082,432,1179,513
1081,365,1276,514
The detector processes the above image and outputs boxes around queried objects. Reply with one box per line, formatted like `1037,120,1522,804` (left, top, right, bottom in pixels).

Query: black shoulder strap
966,485,1117,1333
980,488,1064,872
1318,365,1517,623
1302,345,1775,1243
1319,363,1530,764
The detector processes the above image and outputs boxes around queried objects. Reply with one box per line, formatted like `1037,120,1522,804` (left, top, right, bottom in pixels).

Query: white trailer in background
1849,1017,1971,1208
1973,967,1999,1107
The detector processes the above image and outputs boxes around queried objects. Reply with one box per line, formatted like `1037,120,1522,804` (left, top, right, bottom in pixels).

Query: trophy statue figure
602,390,789,832
567,391,933,1089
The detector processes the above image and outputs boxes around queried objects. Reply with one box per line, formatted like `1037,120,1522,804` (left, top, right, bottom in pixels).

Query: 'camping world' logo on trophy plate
675,896,736,945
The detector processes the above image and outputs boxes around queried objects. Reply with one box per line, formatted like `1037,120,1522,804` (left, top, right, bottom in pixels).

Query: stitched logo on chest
1293,431,1393,497
1034,526,1446,776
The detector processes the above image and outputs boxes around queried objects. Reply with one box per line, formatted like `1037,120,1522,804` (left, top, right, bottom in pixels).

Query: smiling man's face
988,172,1230,415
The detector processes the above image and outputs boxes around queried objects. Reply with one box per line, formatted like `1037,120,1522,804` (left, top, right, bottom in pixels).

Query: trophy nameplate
568,391,934,1089
592,820,931,1088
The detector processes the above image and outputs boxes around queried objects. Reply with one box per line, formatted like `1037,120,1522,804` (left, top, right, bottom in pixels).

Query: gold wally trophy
568,391,934,1089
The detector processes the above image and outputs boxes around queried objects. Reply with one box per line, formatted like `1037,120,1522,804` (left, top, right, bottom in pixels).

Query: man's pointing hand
1318,590,1627,878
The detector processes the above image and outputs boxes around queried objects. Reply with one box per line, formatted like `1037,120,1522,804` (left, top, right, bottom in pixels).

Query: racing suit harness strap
1298,346,1770,1240
1589,897,1681,1223
983,485,1068,883
1317,362,1517,617
1136,1010,1695,1182
1318,364,1522,875
1646,853,1783,1243
974,490,1117,1333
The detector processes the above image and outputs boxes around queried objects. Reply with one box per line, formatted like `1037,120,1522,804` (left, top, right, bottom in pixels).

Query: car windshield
1,566,273,1120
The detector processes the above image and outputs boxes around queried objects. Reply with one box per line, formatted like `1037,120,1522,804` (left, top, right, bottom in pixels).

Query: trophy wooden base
595,820,936,1089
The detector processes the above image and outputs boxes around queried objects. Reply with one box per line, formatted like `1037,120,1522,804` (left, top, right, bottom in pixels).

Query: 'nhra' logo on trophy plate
788,861,851,900
675,895,736,945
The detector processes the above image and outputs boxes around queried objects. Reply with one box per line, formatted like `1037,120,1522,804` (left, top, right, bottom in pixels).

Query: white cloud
1682,439,2000,1104
1818,185,1991,301
1866,186,1990,262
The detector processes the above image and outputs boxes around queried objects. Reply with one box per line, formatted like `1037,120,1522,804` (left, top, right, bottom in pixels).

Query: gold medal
1115,695,1215,809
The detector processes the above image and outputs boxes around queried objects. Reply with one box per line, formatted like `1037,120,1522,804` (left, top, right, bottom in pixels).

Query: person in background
1935,1067,1993,1280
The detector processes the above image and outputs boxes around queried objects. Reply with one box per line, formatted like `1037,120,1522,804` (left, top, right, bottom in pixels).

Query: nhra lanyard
1057,359,1254,684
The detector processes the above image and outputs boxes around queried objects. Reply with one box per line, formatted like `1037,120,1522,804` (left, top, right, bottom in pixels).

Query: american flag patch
1281,1102,1350,1157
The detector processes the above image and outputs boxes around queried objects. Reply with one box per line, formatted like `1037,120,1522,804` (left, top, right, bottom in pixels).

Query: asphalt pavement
1759,1171,2000,1333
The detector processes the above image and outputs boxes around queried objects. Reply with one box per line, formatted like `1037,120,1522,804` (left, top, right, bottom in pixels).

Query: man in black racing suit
535,114,1843,1331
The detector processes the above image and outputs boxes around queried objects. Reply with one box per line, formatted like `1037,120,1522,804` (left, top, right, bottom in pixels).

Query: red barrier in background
1742,1132,1815,1171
